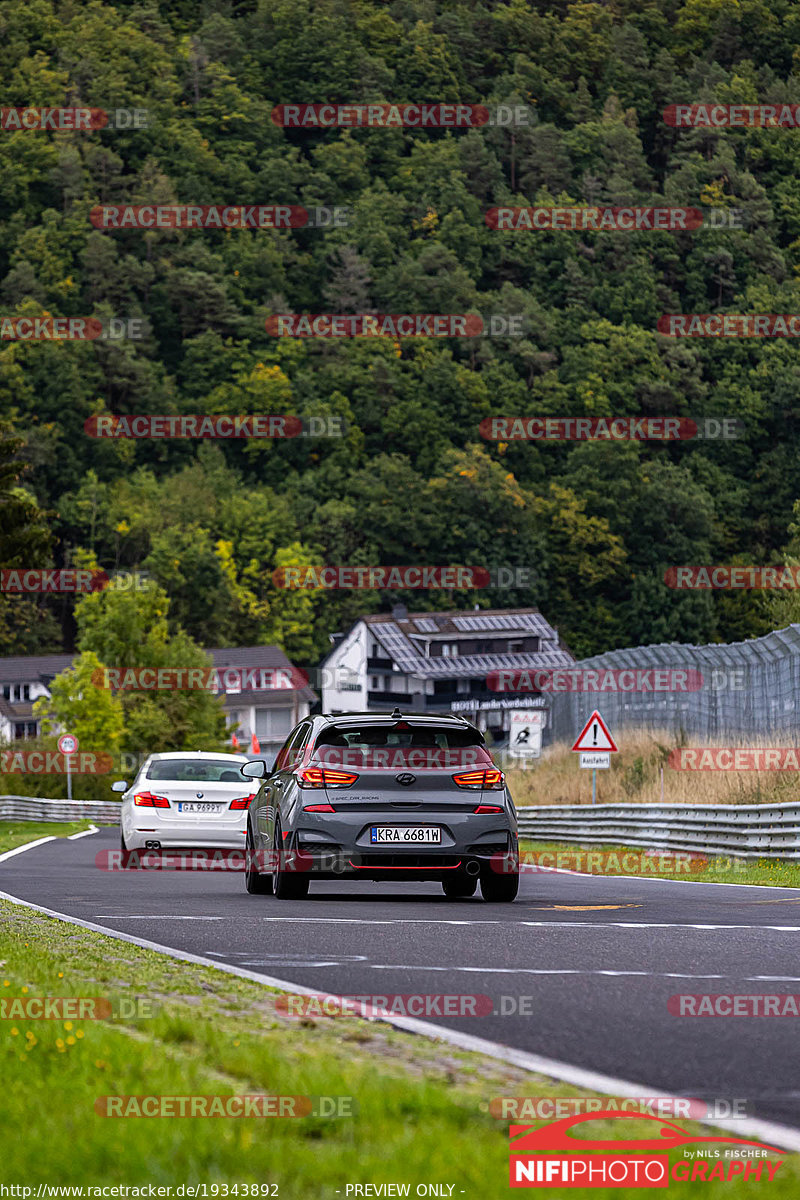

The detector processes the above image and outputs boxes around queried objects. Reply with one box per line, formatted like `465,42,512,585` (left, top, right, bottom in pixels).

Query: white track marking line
518,920,800,931
2,886,800,1153
246,916,800,931
0,836,56,863
67,825,98,840
89,914,800,932
365,965,800,980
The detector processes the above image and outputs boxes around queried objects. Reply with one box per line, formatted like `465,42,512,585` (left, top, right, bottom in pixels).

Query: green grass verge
519,839,800,887
0,820,97,854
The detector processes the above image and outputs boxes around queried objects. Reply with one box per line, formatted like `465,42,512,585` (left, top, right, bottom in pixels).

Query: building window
227,710,241,728
14,721,37,740
254,708,293,741
433,679,457,695
507,640,524,654
441,643,459,657
370,675,381,690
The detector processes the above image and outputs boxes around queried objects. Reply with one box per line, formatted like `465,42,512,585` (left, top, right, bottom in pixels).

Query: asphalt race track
4,828,800,1130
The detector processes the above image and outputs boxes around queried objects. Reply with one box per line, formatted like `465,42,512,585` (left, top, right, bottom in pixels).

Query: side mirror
241,760,267,779
111,780,128,793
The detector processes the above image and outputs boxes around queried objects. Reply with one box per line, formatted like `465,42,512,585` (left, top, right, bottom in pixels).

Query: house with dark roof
0,646,315,762
209,645,316,758
0,653,75,742
318,606,574,745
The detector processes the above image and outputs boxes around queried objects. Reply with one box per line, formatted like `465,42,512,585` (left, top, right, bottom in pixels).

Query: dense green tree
2,0,800,666
74,581,228,754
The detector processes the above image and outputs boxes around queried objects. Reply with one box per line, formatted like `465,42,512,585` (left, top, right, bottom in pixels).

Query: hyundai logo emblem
396,773,416,786
196,792,204,799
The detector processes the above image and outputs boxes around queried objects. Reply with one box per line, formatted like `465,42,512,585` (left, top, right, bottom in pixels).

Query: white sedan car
114,751,253,851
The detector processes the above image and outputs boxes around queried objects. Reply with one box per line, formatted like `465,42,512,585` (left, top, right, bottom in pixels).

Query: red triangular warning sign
572,710,618,752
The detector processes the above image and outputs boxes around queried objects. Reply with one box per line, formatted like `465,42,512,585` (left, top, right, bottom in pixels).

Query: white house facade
319,606,574,745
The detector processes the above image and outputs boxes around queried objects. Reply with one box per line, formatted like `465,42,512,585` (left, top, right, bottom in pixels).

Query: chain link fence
544,624,800,747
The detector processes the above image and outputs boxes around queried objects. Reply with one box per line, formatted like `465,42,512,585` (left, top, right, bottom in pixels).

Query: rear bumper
124,824,247,850
282,842,518,881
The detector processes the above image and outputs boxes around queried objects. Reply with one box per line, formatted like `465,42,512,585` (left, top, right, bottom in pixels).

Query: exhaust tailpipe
465,860,480,876
145,840,161,850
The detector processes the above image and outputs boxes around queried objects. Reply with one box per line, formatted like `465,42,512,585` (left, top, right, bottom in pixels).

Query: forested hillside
3,0,800,662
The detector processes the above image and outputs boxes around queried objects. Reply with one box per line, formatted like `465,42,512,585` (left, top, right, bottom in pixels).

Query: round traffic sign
57,734,79,755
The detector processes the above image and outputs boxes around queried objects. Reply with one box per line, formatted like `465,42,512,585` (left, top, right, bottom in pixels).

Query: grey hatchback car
240,710,519,901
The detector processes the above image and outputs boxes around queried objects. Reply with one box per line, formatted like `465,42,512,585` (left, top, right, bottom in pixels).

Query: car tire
120,828,128,853
479,870,519,903
442,876,477,898
272,818,309,900
245,821,273,895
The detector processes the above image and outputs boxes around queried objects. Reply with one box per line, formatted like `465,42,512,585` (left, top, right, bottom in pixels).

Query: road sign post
571,711,617,805
509,710,543,769
57,734,79,802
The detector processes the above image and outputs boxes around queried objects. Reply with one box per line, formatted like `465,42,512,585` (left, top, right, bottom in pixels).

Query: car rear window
316,723,483,750
147,759,244,782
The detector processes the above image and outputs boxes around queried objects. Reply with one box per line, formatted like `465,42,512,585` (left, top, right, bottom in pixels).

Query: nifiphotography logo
508,1111,784,1187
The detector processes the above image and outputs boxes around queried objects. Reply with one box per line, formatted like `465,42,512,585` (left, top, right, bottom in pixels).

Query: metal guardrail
515,801,800,859
0,795,120,823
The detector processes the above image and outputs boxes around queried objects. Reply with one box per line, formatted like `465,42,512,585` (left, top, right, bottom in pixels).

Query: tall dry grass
505,730,800,807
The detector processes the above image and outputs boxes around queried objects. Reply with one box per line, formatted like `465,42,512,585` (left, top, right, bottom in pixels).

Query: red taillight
452,769,505,790
303,803,336,813
297,767,359,789
473,804,504,814
229,794,256,810
133,791,170,808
